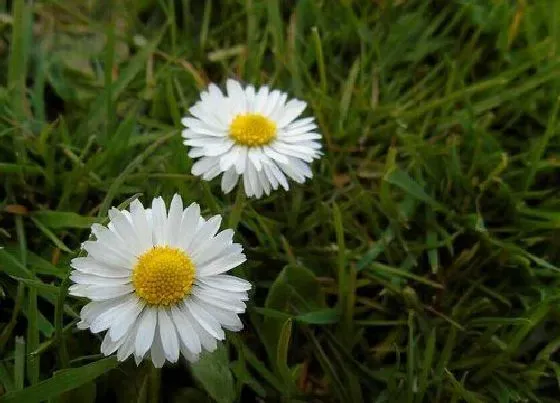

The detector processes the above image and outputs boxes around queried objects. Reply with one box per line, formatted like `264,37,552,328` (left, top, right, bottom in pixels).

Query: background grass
1,0,560,401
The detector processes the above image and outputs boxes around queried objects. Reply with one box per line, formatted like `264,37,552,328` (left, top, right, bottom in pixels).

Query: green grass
1,0,560,401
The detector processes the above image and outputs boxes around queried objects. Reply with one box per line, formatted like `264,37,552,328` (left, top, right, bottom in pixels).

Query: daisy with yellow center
69,194,250,368
181,79,322,198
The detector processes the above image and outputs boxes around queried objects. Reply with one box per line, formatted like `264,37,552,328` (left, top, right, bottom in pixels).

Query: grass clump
1,0,560,402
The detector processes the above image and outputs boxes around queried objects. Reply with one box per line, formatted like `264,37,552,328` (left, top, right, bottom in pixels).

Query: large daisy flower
69,194,250,368
181,79,322,198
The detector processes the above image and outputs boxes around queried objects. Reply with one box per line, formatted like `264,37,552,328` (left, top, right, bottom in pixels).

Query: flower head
69,194,250,367
182,79,322,198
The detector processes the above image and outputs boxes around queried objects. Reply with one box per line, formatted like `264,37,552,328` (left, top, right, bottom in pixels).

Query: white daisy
181,79,322,198
69,194,250,368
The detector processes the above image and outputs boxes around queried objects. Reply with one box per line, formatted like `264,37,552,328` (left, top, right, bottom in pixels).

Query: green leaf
31,211,98,229
26,250,67,279
14,277,59,299
171,388,211,403
265,265,325,312
0,358,118,403
0,163,43,175
14,337,25,391
367,262,444,289
276,318,293,386
28,217,72,253
230,358,267,398
0,248,33,279
296,308,340,324
58,381,97,403
261,265,326,365
384,168,442,209
22,295,54,337
190,344,236,403
0,361,15,393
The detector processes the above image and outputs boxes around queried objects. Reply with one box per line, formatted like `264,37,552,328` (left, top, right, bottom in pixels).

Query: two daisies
70,80,322,367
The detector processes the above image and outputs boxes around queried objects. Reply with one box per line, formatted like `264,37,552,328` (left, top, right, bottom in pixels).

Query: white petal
277,156,313,183
186,300,225,340
89,294,137,333
277,99,307,128
171,305,202,355
219,146,241,172
187,147,207,158
71,257,131,277
101,331,125,356
268,93,288,122
245,85,256,111
150,327,167,368
134,353,144,366
78,297,125,328
194,85,230,128
205,140,234,157
201,164,222,181
248,148,263,171
69,284,134,301
108,298,145,341
281,133,322,142
195,285,249,303
185,137,234,157
185,136,229,148
186,105,227,132
116,317,140,362
129,200,153,250
287,157,313,178
107,209,144,256
271,142,315,162
165,194,183,246
81,241,131,270
262,145,289,165
193,298,244,331
285,116,315,130
191,286,247,313
187,215,222,255
221,168,239,194
262,163,280,189
158,307,180,363
198,275,252,292
176,203,201,250
182,117,227,137
197,244,246,277
227,79,247,114
253,86,270,114
246,162,262,198
135,307,157,357
180,342,200,363
190,318,218,353
234,147,248,174
151,197,167,245
262,90,281,117
257,168,271,196
267,161,289,190
281,123,318,137
90,224,133,261
191,229,234,266
70,271,130,286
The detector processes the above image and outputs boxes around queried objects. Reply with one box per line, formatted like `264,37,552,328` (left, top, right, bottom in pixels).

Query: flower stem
149,363,161,403
228,185,246,230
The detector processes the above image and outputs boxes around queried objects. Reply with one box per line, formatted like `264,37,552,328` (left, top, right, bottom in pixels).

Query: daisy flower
69,194,250,368
181,79,322,198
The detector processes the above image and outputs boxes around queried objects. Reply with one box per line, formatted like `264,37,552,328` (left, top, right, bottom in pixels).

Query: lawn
1,0,560,402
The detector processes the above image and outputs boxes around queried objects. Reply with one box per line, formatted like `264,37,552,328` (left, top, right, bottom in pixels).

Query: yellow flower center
132,246,195,306
229,113,277,146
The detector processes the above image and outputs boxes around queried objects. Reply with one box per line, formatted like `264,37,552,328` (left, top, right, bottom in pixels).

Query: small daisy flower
181,79,322,198
69,194,250,368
